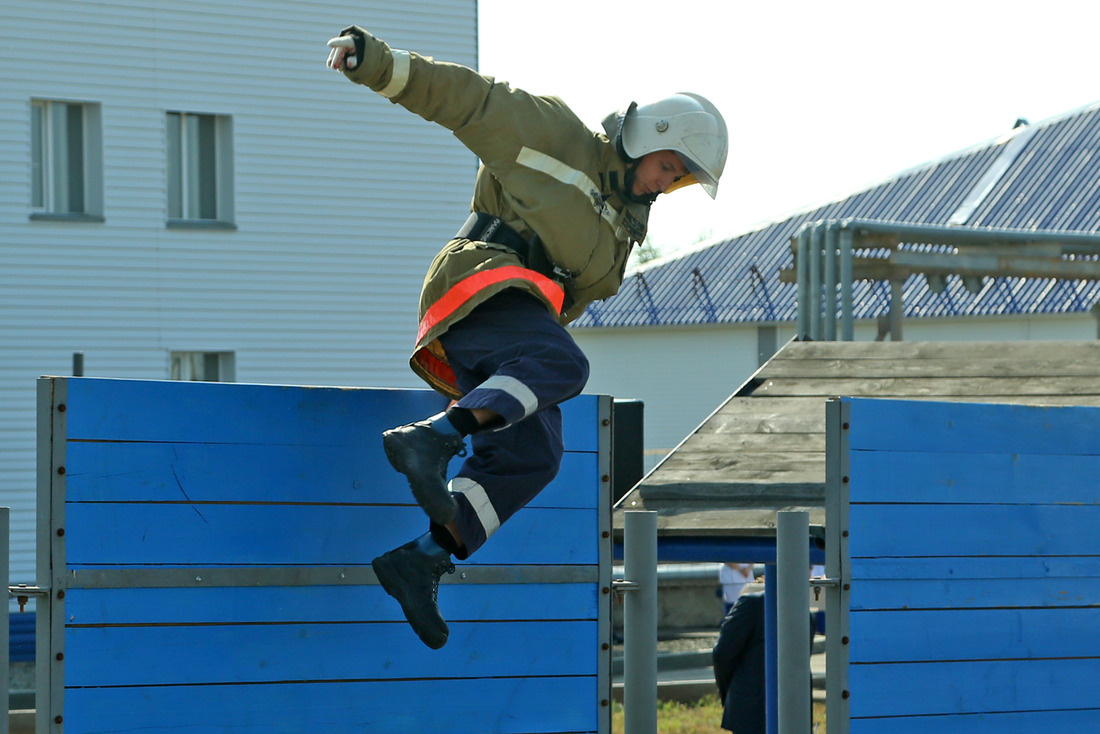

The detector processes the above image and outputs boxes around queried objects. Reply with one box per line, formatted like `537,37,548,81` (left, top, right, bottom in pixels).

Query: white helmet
603,92,728,198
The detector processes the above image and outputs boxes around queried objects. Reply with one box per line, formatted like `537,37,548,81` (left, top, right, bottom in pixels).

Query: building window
170,351,236,382
30,99,104,220
166,111,235,227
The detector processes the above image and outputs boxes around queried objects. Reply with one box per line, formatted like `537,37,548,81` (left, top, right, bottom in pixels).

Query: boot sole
372,554,449,649
382,433,458,525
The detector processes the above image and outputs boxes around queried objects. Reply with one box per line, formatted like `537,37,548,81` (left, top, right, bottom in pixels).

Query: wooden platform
613,340,1100,537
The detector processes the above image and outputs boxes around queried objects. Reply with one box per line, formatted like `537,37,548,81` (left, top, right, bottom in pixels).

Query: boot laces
429,560,456,600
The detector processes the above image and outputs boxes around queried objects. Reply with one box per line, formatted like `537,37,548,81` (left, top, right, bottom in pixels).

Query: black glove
325,26,367,71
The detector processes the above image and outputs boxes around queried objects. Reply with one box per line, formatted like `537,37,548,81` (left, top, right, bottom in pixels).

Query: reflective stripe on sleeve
450,477,501,538
380,49,411,98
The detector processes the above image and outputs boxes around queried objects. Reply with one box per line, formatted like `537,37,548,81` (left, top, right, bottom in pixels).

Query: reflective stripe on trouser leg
472,374,539,419
450,405,563,556
449,476,500,539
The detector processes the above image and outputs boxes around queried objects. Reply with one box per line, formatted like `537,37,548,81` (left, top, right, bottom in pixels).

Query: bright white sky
479,0,1100,255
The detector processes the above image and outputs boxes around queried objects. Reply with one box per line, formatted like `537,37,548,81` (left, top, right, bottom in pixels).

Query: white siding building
1,1,478,582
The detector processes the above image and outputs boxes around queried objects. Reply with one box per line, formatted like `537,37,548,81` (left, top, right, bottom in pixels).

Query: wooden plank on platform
771,340,1100,364
760,356,1100,379
693,397,827,434
751,375,1100,398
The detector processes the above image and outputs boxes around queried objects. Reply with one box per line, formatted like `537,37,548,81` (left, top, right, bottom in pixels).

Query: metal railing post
797,228,811,339
809,225,824,340
777,511,811,734
1,508,9,734
824,224,839,341
622,510,657,734
839,227,854,340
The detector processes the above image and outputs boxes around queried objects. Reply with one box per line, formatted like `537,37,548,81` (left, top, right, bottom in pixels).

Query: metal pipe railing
792,218,1100,342
777,510,811,734
620,511,657,734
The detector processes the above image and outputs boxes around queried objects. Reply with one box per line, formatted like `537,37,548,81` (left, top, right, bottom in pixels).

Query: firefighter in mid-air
326,25,729,648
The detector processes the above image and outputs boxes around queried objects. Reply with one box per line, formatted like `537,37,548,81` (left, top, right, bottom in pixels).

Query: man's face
631,150,690,198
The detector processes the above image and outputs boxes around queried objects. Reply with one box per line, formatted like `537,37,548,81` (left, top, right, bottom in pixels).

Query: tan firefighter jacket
341,27,650,398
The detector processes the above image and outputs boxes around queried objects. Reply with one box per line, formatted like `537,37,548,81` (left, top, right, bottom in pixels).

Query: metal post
777,511,811,734
824,224,838,341
839,228,854,340
72,352,84,377
764,565,778,734
889,279,904,341
809,226,824,340
0,508,9,734
796,229,811,339
622,511,657,734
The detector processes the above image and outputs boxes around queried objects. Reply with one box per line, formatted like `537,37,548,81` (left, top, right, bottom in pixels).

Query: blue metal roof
573,102,1100,329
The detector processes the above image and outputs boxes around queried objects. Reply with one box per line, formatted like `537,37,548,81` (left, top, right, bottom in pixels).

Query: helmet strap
612,167,658,206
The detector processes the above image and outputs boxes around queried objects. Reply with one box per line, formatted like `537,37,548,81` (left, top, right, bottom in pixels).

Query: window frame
166,110,236,230
169,351,237,382
29,99,104,222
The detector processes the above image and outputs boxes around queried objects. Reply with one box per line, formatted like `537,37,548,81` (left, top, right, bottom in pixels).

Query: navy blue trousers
437,289,589,556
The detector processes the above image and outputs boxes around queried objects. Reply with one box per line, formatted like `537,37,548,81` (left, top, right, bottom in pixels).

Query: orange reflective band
413,346,458,394
416,266,566,344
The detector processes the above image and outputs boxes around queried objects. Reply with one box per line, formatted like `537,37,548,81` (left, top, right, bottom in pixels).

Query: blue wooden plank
65,619,597,687
850,557,1100,610
63,676,600,734
852,576,1100,610
65,379,444,444
63,378,602,453
850,449,1100,504
66,582,600,626
846,397,1100,456
64,441,600,509
851,708,1100,734
561,392,601,453
849,608,1100,663
849,504,1100,558
849,658,1100,718
64,504,599,566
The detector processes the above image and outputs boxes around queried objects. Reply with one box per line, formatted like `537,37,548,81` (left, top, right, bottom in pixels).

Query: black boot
382,420,466,525
372,533,456,649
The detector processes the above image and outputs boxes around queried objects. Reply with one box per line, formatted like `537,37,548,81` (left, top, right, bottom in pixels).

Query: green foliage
611,695,826,733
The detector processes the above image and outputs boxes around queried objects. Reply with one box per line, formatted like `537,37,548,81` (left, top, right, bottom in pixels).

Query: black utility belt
455,212,571,283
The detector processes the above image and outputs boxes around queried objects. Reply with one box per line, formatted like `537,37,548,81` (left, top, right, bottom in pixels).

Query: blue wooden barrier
826,397,1100,734
37,377,612,734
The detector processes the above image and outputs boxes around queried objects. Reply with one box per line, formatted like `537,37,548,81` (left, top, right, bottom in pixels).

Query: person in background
713,591,816,733
719,562,755,616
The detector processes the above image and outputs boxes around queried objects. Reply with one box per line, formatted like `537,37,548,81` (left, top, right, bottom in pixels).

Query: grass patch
611,694,826,733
